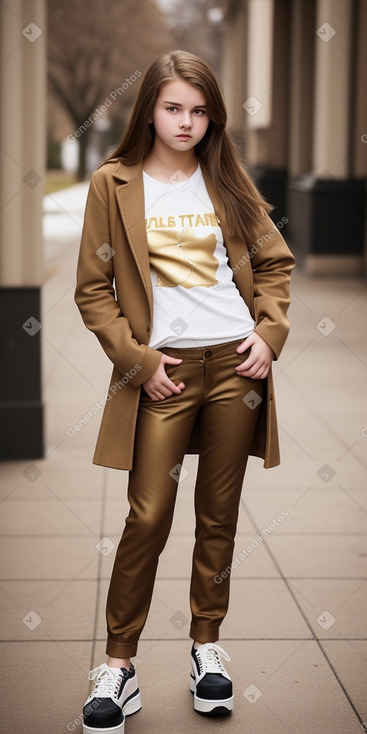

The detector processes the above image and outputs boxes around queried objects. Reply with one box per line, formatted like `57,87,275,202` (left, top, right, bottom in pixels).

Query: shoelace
195,643,231,675
88,663,122,698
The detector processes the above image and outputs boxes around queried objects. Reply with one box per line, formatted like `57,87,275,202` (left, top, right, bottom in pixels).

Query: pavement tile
0,498,103,536
104,466,129,499
242,486,367,533
287,578,367,639
0,454,107,501
0,579,97,640
0,641,91,734
263,534,367,578
0,535,100,580
230,639,363,734
321,640,367,721
243,454,367,493
221,578,312,640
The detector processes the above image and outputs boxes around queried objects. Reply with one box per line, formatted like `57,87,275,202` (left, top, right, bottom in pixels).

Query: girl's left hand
235,331,275,379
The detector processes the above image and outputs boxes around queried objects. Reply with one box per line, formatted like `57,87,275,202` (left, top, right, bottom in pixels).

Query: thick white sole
190,674,234,714
82,691,142,734
123,690,142,716
82,719,124,734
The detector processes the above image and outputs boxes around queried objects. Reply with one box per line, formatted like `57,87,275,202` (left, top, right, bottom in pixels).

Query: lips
176,134,192,139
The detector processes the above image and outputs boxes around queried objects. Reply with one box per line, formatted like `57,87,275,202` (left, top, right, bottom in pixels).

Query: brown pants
106,339,264,657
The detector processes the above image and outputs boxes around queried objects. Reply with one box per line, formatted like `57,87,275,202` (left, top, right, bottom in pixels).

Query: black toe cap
196,673,233,700
83,697,124,728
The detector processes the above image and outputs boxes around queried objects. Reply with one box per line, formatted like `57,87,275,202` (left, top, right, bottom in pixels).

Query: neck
144,140,198,178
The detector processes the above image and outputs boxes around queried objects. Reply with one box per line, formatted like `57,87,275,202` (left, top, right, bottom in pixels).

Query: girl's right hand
142,354,185,401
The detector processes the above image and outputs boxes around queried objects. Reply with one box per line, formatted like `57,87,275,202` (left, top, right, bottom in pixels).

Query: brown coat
75,158,295,470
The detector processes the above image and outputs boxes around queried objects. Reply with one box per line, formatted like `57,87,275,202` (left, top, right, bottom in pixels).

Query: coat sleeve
74,172,161,386
250,211,296,360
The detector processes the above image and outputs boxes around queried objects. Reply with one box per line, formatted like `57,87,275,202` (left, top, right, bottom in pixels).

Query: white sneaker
190,643,234,715
82,662,141,733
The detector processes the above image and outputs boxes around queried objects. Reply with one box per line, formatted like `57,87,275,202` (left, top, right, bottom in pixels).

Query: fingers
235,347,255,373
236,335,253,353
144,383,173,400
236,332,274,380
146,385,185,400
166,378,185,395
237,364,269,379
150,388,170,400
236,358,270,379
161,354,183,365
235,349,271,379
144,372,185,401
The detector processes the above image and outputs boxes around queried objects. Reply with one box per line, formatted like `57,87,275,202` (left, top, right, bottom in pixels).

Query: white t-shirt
143,163,255,348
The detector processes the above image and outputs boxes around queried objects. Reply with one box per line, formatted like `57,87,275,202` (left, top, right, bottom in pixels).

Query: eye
166,106,178,113
193,109,206,116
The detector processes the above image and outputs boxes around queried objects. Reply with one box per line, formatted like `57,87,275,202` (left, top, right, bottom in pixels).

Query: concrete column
245,0,273,134
22,0,45,284
287,0,366,274
288,0,316,177
313,0,352,177
244,0,273,168
0,0,45,460
244,0,291,220
0,0,23,283
221,0,248,141
353,0,367,180
353,0,367,272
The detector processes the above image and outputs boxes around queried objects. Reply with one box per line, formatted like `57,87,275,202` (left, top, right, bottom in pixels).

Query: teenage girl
75,49,295,734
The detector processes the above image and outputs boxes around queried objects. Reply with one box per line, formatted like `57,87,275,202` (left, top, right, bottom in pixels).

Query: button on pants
106,339,264,657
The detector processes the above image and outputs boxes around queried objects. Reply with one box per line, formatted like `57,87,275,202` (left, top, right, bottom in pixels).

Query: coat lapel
111,158,255,323
112,160,154,319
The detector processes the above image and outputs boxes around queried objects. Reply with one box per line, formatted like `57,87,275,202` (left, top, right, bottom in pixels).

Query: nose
179,111,192,129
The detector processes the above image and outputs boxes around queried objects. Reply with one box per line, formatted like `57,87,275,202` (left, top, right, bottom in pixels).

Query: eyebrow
163,101,207,109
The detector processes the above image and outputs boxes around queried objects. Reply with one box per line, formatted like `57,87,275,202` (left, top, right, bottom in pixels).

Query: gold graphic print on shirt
147,228,219,288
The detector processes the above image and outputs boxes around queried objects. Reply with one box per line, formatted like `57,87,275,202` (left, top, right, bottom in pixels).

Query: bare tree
47,0,170,180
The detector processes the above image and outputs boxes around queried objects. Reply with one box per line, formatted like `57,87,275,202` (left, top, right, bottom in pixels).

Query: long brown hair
109,50,272,244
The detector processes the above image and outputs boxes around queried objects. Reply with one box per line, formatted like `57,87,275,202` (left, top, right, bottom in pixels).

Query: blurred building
220,0,367,275
0,0,45,461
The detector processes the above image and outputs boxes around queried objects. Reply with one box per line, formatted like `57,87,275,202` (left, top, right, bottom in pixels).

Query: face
149,79,210,153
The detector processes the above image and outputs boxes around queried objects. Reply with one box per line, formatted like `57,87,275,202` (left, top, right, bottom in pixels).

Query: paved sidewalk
1,183,367,733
